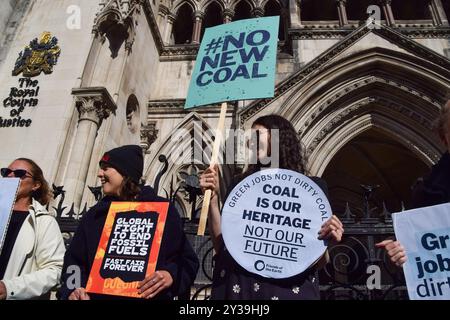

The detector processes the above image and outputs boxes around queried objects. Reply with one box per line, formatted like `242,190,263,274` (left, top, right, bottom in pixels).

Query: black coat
412,152,450,209
57,186,199,300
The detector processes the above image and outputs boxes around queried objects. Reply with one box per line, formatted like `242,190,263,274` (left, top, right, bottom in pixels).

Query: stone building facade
0,0,449,224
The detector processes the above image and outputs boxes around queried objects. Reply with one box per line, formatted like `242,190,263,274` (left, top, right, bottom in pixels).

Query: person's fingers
141,281,163,299
203,167,214,175
200,173,214,183
139,271,166,293
391,251,407,265
327,219,343,232
321,215,342,228
329,230,342,243
381,240,396,251
81,290,90,300
138,275,157,294
139,271,171,299
330,215,343,228
397,256,407,266
385,241,401,252
199,173,218,193
387,245,404,258
320,223,341,235
321,226,344,241
200,175,218,187
318,225,331,238
391,250,406,262
69,289,82,300
200,182,216,190
146,284,167,299
375,239,394,248
74,289,82,300
68,291,78,300
202,167,219,179
318,225,340,239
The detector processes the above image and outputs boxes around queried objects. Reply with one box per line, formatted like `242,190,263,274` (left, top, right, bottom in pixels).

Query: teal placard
185,16,279,108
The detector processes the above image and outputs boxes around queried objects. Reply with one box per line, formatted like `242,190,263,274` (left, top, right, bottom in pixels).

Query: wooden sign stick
197,102,228,236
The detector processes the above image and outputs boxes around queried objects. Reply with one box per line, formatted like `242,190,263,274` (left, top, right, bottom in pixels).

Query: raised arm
199,164,223,253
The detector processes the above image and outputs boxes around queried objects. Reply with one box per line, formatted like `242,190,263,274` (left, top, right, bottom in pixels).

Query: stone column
223,8,234,23
431,0,449,26
157,5,170,31
164,13,176,45
336,0,348,26
64,87,116,213
192,11,204,44
380,0,395,26
280,7,290,41
252,7,265,18
157,5,169,25
290,0,302,27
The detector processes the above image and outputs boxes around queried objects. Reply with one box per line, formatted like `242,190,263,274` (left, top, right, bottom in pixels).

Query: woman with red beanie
58,145,199,300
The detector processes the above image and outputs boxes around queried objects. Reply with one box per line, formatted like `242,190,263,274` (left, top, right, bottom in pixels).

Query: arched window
200,2,223,41
264,0,285,41
234,1,252,21
346,0,383,21
173,3,194,44
392,0,432,20
443,0,450,21
300,0,339,21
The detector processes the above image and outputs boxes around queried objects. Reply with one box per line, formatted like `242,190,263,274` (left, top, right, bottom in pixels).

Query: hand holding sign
318,215,344,245
199,165,220,199
185,17,279,235
68,288,90,300
392,203,450,300
222,169,332,279
86,202,169,298
138,270,173,299
375,239,407,267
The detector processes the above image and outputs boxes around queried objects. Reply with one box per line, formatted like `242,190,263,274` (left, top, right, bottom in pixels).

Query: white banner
221,169,331,278
393,203,450,300
0,178,20,255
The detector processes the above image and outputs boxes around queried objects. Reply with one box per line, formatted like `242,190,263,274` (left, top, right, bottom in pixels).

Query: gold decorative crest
12,31,61,77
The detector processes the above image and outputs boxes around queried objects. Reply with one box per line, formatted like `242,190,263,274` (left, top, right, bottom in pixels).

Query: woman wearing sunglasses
0,158,65,300
58,145,199,300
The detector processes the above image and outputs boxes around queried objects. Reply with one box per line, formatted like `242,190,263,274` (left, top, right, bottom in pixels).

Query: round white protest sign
221,168,332,279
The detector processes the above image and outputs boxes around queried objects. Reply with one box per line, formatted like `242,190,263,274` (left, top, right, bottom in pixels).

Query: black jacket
57,186,199,300
412,152,450,209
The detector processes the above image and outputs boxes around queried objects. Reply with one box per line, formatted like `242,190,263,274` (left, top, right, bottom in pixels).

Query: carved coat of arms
12,31,61,77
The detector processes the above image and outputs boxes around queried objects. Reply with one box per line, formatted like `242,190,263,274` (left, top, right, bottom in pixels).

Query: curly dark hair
243,114,306,177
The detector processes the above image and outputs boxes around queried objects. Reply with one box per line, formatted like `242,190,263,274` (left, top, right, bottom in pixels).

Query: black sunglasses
0,168,33,179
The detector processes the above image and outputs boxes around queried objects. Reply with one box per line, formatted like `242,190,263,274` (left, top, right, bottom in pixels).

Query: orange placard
86,202,169,298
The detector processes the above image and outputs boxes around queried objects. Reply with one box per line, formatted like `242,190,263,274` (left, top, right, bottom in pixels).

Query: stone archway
240,46,449,215
322,128,431,216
